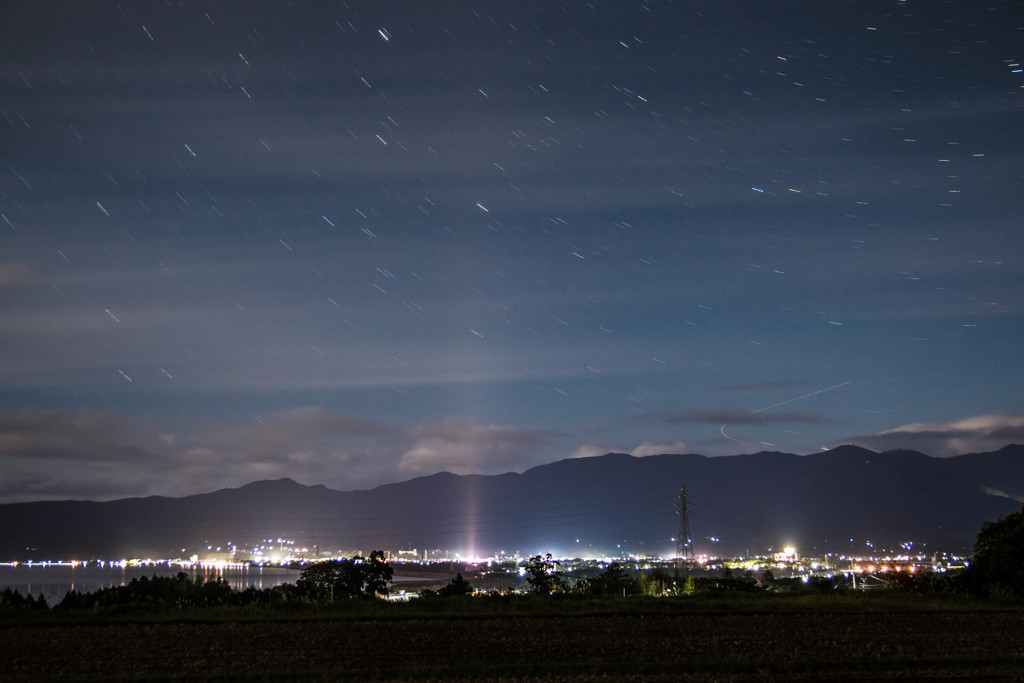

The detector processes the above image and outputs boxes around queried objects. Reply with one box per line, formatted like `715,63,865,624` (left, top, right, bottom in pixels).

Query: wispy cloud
847,414,1024,457
630,441,688,457
569,443,620,460
398,418,557,476
569,440,689,459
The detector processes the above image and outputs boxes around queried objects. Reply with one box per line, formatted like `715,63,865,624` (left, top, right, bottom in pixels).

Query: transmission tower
675,486,694,562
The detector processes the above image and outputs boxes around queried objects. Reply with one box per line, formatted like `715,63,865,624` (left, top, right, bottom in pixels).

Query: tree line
50,550,396,611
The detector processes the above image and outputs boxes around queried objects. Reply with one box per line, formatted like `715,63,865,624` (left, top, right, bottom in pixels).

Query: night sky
2,1,1022,504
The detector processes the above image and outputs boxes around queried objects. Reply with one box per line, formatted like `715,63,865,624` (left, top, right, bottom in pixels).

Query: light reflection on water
0,563,302,605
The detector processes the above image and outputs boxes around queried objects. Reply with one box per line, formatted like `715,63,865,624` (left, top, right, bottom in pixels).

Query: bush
962,506,1024,597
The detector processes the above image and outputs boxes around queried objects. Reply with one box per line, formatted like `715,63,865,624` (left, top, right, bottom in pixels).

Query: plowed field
4,612,1024,681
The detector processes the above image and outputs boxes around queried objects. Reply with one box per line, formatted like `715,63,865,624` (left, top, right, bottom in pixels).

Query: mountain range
2,445,1022,560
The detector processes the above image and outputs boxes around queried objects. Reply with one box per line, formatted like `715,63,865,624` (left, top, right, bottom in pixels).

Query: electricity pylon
675,486,694,562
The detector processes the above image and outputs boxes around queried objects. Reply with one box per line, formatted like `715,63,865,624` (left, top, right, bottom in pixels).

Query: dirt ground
4,612,1024,681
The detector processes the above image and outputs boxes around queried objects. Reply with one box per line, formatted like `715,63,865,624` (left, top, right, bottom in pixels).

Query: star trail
1,1,1022,502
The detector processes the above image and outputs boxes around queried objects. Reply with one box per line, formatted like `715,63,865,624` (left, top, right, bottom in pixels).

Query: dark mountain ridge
1,445,1022,559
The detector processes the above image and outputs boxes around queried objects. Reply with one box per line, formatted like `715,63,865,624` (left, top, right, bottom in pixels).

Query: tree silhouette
297,551,394,601
585,562,639,596
0,588,48,610
297,560,363,600
521,554,563,595
966,506,1024,597
438,573,473,597
360,550,394,597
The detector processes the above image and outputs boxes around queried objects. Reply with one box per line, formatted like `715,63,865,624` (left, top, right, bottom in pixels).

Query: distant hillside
1,445,1022,559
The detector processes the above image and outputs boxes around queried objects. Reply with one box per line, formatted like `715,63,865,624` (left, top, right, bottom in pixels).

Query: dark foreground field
4,603,1024,681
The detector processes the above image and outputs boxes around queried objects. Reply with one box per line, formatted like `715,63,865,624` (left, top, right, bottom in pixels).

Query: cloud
981,486,1024,504
210,407,390,454
630,441,688,457
0,408,562,502
847,414,1024,457
0,410,160,465
0,410,183,502
570,440,688,459
0,465,158,502
398,418,555,476
570,443,620,460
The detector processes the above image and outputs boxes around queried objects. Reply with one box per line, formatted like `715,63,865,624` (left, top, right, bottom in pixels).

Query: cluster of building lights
3,533,972,582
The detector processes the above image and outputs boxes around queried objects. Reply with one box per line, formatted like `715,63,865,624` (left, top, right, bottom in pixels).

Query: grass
4,596,1024,682
2,588,1020,626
